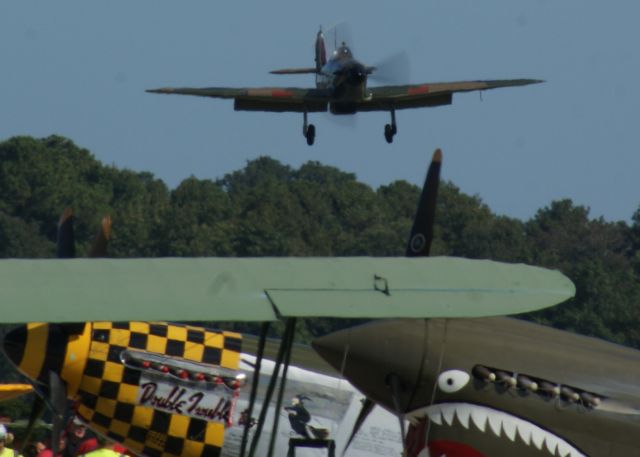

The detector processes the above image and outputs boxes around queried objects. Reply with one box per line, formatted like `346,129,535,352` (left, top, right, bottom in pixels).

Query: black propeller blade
342,397,375,456
88,215,112,258
21,209,76,447
20,373,68,456
387,373,408,453
23,208,112,449
57,208,112,258
368,51,411,85
56,208,75,258
50,371,67,457
406,149,442,257
20,395,46,453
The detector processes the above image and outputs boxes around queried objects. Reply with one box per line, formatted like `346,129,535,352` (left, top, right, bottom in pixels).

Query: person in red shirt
36,435,66,457
62,418,97,457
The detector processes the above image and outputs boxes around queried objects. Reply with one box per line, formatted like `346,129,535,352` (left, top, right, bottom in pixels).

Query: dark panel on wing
234,97,327,113
357,92,452,111
234,88,328,113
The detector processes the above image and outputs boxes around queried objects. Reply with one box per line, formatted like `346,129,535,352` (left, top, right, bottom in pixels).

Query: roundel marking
410,233,426,253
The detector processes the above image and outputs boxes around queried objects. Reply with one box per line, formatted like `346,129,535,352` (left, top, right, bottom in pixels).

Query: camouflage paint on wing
361,79,543,111
146,87,330,112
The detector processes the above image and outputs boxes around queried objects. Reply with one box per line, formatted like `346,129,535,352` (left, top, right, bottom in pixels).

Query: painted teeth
415,403,585,457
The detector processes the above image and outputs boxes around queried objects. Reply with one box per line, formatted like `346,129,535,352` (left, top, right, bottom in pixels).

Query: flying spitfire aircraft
147,29,542,145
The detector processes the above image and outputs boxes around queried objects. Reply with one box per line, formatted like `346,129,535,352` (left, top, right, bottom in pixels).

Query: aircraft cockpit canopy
332,42,353,59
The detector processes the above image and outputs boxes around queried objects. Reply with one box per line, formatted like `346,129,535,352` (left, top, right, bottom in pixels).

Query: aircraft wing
0,256,574,323
147,86,329,112
0,383,34,401
359,79,543,111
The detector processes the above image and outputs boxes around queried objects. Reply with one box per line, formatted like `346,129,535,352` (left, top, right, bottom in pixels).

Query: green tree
161,177,233,256
524,200,640,346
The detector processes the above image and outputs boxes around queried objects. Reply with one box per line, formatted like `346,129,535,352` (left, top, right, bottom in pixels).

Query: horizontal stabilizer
0,257,574,323
270,67,318,75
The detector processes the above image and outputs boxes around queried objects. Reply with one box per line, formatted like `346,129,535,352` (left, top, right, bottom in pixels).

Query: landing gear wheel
384,124,394,144
306,124,316,146
385,109,397,143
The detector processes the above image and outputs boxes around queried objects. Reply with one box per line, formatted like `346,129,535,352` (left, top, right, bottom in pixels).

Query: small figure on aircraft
284,395,329,440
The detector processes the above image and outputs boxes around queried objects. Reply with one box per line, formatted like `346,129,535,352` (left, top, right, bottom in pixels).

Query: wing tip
146,88,175,94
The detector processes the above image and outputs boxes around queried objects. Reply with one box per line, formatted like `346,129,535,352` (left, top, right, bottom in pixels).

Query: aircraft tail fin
405,149,442,257
269,29,326,75
315,28,327,72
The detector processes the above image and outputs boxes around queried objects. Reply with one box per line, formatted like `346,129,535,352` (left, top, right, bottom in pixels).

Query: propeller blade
49,371,67,457
56,208,75,258
387,373,407,453
20,395,46,453
406,149,442,257
369,51,410,85
88,214,112,258
342,397,375,456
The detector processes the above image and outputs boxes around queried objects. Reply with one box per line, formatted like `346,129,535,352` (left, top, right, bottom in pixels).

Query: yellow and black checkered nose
3,323,88,390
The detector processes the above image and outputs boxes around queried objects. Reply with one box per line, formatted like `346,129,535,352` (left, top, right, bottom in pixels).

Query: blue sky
1,0,638,221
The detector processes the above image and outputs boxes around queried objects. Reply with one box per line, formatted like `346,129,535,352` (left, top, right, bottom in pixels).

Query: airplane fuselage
316,44,369,114
313,317,640,456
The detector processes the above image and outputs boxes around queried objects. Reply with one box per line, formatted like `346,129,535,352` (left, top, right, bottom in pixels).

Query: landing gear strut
384,109,397,144
303,112,315,146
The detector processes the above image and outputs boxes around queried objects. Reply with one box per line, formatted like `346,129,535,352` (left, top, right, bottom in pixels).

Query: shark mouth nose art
410,403,586,457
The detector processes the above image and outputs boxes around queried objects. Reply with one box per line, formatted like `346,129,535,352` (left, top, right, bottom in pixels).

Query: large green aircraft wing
0,256,574,323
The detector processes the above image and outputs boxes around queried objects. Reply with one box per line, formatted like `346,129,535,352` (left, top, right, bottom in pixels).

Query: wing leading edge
360,78,544,111
0,257,573,323
146,86,329,113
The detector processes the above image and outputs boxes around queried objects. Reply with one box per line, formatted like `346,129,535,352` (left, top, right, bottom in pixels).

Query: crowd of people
0,417,130,457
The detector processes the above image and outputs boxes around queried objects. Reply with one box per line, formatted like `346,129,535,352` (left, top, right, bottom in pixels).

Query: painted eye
437,370,470,393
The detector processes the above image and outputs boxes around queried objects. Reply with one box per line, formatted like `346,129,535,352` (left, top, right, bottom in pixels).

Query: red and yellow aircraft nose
3,323,90,398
